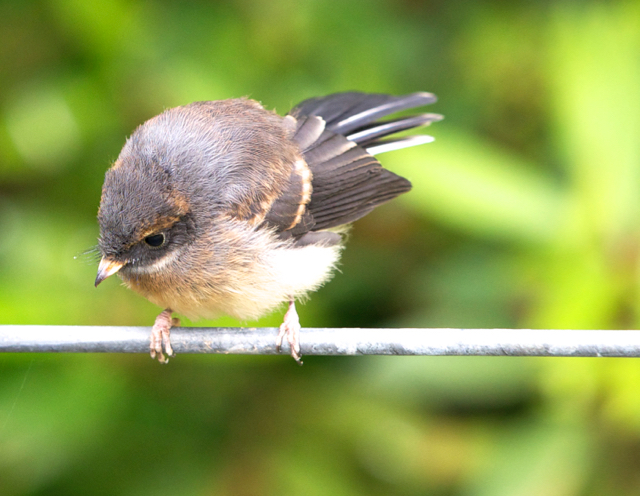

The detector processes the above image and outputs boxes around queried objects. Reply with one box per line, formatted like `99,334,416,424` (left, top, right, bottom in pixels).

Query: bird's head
95,134,196,287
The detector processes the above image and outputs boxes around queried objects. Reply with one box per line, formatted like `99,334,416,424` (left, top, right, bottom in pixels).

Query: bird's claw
150,310,179,363
276,301,303,365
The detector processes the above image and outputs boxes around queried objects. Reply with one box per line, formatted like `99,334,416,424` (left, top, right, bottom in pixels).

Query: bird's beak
95,258,125,287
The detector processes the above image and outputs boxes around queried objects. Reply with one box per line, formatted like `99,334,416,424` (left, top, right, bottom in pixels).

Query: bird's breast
120,230,343,322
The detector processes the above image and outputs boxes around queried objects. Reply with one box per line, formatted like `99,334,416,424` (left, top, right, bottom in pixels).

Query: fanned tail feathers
261,91,441,239
288,92,441,232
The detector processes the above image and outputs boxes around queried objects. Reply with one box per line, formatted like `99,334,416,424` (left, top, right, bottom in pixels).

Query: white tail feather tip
366,135,435,155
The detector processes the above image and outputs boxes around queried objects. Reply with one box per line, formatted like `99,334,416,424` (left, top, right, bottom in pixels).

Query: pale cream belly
122,242,342,321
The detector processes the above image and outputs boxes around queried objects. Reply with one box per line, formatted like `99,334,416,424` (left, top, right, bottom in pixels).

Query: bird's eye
144,233,166,248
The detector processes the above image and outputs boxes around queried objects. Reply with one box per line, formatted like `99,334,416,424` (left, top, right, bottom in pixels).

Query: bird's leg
276,300,303,365
150,309,180,363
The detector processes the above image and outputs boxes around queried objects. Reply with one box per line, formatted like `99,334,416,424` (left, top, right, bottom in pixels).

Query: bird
95,91,441,363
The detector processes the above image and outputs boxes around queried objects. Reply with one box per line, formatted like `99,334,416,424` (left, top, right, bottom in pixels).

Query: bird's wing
258,150,316,236
260,92,441,242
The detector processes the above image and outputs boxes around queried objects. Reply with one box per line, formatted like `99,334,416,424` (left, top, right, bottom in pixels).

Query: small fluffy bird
95,92,441,363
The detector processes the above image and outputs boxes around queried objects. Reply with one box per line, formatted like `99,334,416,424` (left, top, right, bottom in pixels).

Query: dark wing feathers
259,115,324,236
264,91,439,243
291,115,326,152
302,133,357,165
310,174,411,230
261,169,311,231
300,137,411,232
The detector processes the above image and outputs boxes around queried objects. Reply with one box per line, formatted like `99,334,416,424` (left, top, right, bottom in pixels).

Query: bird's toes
277,302,303,365
150,309,175,363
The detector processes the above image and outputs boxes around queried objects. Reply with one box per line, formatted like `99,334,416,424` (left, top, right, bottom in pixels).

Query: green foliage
1,0,640,494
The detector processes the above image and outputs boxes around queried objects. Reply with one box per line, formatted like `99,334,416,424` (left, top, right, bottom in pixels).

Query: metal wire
1,326,640,357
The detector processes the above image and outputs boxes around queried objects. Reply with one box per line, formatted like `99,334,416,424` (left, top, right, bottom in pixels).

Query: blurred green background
2,0,640,494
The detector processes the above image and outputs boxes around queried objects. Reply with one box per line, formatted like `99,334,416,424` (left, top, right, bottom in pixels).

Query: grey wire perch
1,326,640,357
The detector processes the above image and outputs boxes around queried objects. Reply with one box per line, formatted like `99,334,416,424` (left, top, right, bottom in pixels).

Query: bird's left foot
276,300,303,365
150,309,180,363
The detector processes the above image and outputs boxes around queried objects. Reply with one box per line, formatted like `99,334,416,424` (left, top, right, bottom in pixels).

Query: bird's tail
286,92,441,231
290,91,442,154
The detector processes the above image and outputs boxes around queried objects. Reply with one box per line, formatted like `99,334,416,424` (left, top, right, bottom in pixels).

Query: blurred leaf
389,126,567,245
548,2,640,241
5,83,80,170
0,356,128,494
469,420,593,496
357,356,538,409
